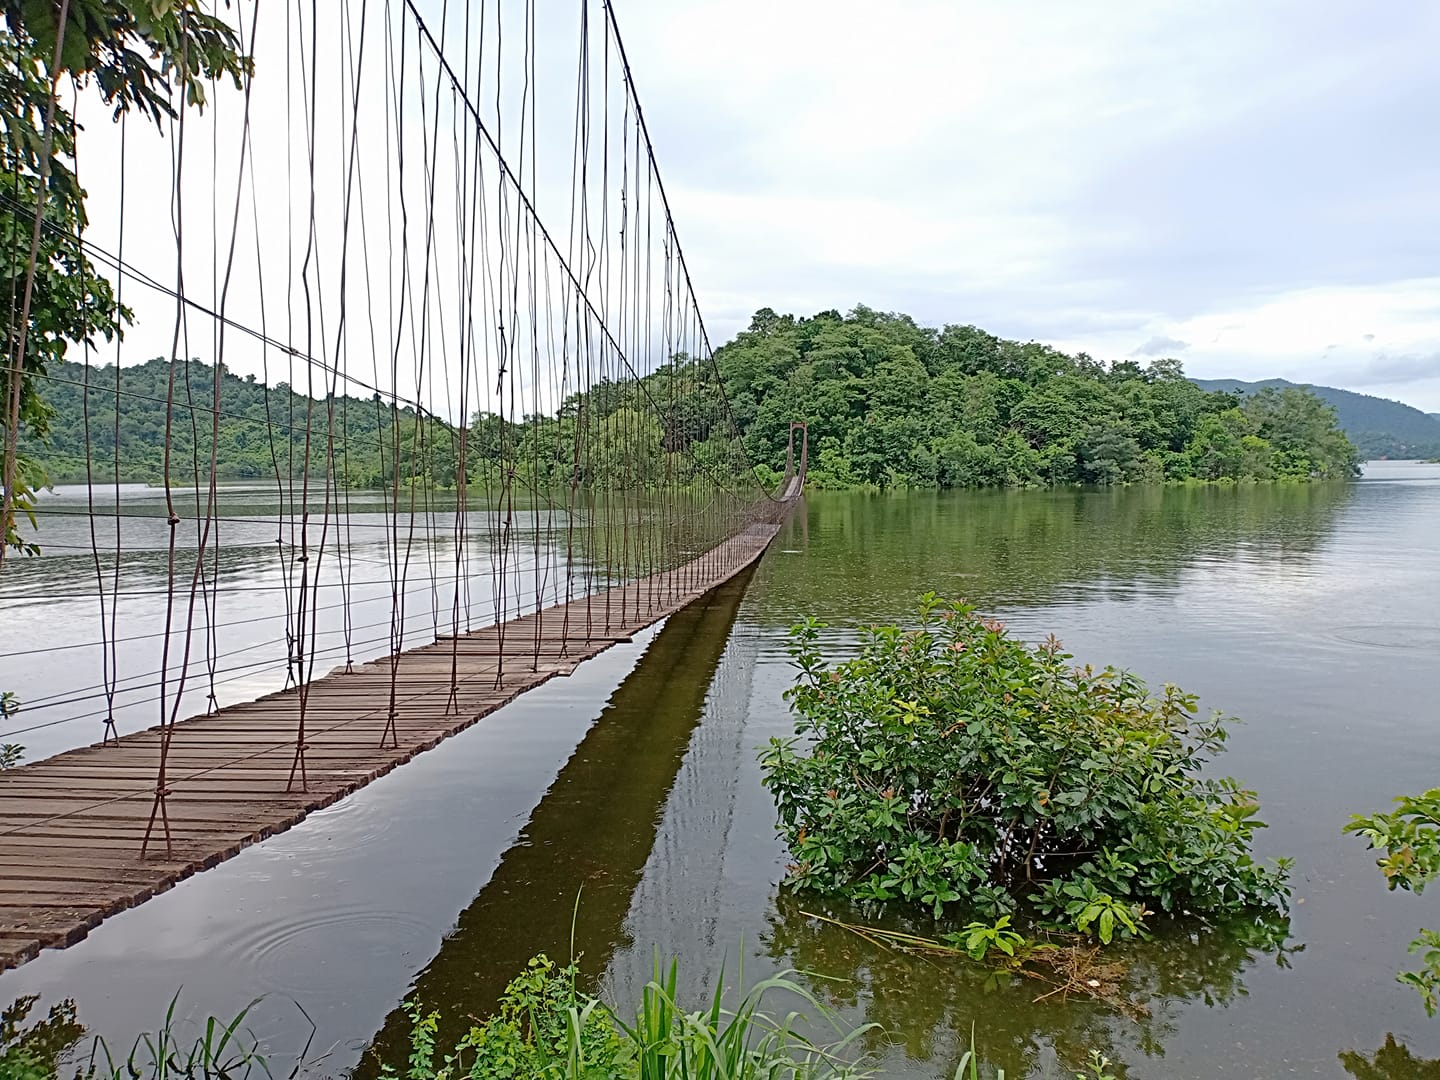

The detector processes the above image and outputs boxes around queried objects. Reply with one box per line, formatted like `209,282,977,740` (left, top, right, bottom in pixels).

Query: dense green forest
27,357,460,487
25,354,746,492
720,307,1359,487
1194,377,1440,460
28,308,1361,491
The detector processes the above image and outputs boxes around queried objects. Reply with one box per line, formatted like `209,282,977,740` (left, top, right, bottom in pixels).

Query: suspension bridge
0,1,806,971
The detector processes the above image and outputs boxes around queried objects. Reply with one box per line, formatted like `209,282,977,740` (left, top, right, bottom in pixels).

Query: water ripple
1329,623,1440,651
219,905,435,995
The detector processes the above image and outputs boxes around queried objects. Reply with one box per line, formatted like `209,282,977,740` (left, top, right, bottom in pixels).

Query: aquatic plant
0,990,287,1080
5,957,1150,1080
91,993,285,1080
760,595,1291,933
1347,788,1440,1016
377,954,873,1080
380,956,625,1080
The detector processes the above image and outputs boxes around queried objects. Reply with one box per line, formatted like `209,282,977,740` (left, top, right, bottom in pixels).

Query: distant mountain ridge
1192,378,1440,460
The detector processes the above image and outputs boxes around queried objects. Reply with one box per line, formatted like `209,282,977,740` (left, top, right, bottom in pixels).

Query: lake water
2,462,1438,1078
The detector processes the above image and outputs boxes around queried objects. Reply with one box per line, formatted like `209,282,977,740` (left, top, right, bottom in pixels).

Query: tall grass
617,958,874,1080
5,957,1120,1079
85,992,305,1080
376,954,874,1080
0,991,309,1080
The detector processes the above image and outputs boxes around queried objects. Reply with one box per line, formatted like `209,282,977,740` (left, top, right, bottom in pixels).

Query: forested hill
29,310,1362,491
26,357,456,487
719,307,1359,487
1193,378,1440,460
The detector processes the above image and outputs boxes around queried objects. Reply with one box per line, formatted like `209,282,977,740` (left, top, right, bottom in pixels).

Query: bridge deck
0,523,782,972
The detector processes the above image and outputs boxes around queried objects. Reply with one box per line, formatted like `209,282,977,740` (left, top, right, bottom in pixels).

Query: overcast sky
608,0,1440,412
73,1,1440,415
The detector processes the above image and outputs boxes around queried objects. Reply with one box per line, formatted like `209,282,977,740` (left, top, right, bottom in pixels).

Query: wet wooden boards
0,524,781,971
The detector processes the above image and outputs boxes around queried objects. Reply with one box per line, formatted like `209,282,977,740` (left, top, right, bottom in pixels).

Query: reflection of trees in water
753,484,1354,621
1341,1035,1440,1080
764,895,1298,1078
352,573,750,1079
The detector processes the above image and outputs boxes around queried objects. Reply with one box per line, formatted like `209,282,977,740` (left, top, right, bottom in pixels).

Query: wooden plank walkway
0,521,785,971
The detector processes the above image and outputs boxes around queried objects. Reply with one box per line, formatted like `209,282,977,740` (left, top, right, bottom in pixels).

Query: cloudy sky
610,0,1440,411
71,0,1440,414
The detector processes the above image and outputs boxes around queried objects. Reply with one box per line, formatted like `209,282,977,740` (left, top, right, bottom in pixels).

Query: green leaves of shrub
0,692,21,771
1400,930,1440,1018
946,916,1027,962
1347,790,1440,1017
760,596,1290,937
382,956,626,1080
1077,898,1138,946
1345,788,1440,895
1032,879,1144,944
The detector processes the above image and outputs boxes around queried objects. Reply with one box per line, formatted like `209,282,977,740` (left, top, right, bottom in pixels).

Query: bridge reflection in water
0,0,806,973
358,569,753,1073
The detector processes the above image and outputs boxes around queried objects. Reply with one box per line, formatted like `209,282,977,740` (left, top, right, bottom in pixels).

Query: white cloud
1131,336,1190,357
1043,279,1440,409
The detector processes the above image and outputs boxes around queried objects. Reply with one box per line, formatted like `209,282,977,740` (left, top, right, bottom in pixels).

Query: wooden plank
0,518,785,972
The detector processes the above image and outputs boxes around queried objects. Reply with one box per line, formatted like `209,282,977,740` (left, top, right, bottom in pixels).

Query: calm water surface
3,462,1438,1078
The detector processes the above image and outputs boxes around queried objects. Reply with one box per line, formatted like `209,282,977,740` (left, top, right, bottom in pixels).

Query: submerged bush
760,595,1290,933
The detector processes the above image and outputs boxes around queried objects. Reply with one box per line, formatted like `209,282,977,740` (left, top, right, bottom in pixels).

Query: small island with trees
720,307,1359,488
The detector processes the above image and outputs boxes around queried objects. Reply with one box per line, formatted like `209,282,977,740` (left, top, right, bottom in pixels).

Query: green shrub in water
760,595,1290,935
381,954,871,1080
382,956,625,1080
1347,788,1440,1016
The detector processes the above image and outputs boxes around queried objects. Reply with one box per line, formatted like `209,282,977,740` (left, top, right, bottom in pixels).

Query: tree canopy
24,352,754,500
1195,377,1440,461
24,307,1364,497
761,597,1291,928
719,306,1360,488
27,356,463,489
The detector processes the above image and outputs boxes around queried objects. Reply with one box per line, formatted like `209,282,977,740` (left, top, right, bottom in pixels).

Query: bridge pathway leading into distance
0,512,797,970
0,0,810,971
